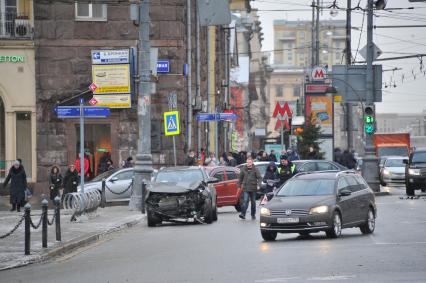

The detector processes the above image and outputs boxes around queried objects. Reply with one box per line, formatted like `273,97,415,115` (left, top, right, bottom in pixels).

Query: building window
75,2,107,21
16,112,32,178
293,86,301,98
276,85,284,97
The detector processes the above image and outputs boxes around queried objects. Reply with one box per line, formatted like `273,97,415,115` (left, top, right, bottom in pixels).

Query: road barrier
0,196,62,255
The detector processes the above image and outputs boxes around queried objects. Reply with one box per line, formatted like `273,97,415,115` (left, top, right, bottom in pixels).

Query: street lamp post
129,0,153,212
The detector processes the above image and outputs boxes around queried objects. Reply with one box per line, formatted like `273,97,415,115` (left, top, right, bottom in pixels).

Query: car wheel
421,188,426,193
380,180,387,186
212,201,218,221
360,207,375,234
203,198,213,224
406,184,415,196
147,209,161,227
326,211,342,238
261,230,277,241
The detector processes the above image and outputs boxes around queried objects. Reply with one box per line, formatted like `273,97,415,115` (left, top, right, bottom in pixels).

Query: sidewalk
0,205,145,271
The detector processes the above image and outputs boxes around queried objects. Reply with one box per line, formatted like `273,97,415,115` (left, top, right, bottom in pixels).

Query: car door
211,168,227,206
105,169,134,202
225,169,241,205
336,176,356,226
345,175,364,224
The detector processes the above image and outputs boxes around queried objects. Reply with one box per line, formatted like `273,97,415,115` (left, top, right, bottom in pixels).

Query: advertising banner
306,95,333,135
92,65,131,94
93,94,131,108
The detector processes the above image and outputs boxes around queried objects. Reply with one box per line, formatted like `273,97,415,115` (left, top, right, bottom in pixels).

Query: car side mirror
403,159,408,164
207,177,219,184
339,189,352,197
110,177,118,182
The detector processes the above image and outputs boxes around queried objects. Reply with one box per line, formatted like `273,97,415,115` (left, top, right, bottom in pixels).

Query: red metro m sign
311,66,327,81
272,102,293,131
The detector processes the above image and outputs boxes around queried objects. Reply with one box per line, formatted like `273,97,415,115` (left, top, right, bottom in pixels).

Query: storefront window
16,112,32,178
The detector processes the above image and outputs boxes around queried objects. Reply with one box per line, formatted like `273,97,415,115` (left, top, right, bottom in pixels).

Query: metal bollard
24,203,31,255
54,196,61,242
101,179,106,208
141,180,146,214
41,198,48,248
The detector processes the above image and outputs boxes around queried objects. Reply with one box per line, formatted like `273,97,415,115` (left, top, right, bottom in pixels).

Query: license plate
277,217,299,224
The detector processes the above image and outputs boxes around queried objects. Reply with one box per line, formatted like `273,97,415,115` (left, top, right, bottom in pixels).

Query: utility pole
206,27,211,153
361,0,380,192
195,2,201,157
315,0,320,66
129,0,153,211
186,0,193,152
345,0,353,151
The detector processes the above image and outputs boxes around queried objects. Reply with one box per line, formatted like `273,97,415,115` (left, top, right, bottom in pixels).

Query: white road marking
307,275,356,281
255,277,301,282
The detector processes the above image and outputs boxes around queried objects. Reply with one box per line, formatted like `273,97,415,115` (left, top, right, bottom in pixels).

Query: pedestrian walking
185,150,196,166
122,157,133,168
48,165,63,201
287,148,300,162
75,153,90,180
63,164,79,200
277,155,296,187
269,150,277,162
2,160,27,212
106,158,114,171
227,152,238,167
342,150,356,169
238,157,262,220
263,161,280,194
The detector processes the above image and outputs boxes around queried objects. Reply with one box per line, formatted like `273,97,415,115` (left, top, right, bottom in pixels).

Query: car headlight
382,169,390,176
309,205,329,214
408,168,421,176
260,207,271,216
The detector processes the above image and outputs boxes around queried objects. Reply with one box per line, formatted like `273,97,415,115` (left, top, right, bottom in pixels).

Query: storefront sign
93,94,131,108
0,55,24,63
92,65,131,94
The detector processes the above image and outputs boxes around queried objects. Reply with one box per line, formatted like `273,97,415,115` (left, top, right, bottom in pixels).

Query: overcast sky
252,0,426,114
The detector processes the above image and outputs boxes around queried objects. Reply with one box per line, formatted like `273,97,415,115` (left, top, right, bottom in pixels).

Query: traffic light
364,106,375,134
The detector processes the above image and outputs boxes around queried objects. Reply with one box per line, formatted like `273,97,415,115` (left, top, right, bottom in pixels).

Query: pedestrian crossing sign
164,111,180,136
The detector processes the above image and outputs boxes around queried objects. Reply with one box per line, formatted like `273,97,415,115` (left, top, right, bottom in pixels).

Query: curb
0,216,144,271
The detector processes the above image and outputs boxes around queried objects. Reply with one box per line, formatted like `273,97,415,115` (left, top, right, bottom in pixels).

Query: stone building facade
34,0,225,192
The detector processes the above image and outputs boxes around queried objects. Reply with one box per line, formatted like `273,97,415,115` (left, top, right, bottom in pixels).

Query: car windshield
276,179,335,197
385,159,404,167
91,169,120,182
378,147,408,157
412,152,426,163
155,169,204,183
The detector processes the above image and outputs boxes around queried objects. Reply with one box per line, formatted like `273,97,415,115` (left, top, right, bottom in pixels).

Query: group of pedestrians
334,148,357,169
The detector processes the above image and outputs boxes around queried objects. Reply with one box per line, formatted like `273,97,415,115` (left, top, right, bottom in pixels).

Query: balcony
0,12,33,39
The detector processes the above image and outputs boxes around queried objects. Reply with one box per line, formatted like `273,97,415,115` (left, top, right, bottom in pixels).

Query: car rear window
276,179,335,196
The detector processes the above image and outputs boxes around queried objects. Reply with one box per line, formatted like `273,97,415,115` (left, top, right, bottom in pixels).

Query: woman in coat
48,165,63,201
62,164,79,198
3,160,27,212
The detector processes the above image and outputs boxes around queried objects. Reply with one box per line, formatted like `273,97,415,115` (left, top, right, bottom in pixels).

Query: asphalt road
1,185,426,283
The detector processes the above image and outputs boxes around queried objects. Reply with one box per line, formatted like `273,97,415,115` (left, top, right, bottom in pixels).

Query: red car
205,166,242,211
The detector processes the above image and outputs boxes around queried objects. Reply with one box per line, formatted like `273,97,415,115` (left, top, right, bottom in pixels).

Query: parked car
205,166,242,211
146,166,218,226
404,149,426,195
77,168,158,203
380,156,406,186
292,160,347,173
259,171,377,241
77,168,134,203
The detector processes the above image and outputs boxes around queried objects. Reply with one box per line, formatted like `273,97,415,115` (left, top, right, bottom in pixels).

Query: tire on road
212,199,218,222
261,230,277,241
147,209,161,227
406,184,415,196
326,211,342,239
203,198,213,224
360,207,375,234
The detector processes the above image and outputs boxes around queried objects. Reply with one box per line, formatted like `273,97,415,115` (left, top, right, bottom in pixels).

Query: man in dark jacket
277,155,296,187
269,150,277,162
2,160,27,212
238,157,262,220
263,161,280,194
185,150,196,166
227,152,238,167
63,164,79,201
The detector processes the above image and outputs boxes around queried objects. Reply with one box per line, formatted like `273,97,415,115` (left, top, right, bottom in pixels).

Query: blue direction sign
157,60,170,73
54,106,110,118
196,113,237,122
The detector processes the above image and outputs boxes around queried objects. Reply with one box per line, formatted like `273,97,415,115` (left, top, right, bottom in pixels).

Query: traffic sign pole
79,98,85,194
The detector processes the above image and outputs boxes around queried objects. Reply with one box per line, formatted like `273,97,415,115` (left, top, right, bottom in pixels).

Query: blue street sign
54,106,110,118
196,113,217,122
196,113,237,122
157,60,170,73
91,49,130,65
218,113,237,120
